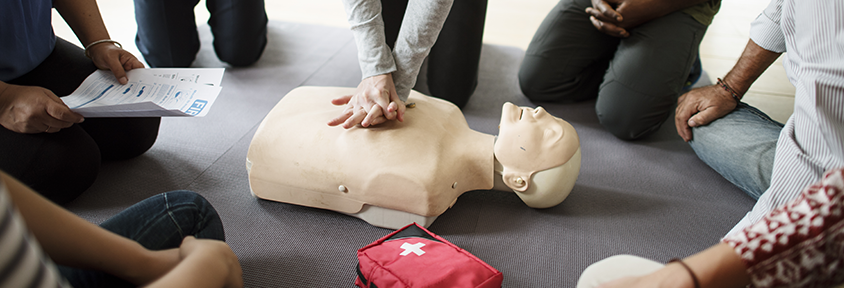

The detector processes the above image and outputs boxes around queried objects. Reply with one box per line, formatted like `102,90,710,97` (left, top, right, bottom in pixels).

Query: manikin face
494,102,579,192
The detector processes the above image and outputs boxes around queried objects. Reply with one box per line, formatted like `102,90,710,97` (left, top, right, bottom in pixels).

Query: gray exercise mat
65,21,755,287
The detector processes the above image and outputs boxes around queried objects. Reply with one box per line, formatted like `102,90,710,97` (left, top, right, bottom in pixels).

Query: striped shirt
727,0,844,236
0,180,70,288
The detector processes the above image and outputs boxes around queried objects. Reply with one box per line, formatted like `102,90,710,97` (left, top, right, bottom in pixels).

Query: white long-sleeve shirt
727,0,844,236
342,0,454,101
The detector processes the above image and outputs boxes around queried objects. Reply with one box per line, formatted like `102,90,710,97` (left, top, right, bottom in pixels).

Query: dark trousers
382,0,488,108
0,38,161,204
134,0,268,67
59,191,226,287
518,0,707,140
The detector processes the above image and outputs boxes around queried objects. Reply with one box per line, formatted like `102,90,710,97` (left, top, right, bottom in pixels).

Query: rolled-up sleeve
749,0,786,53
343,0,397,79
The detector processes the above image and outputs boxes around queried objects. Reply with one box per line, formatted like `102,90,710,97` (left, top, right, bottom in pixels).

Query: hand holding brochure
62,68,224,117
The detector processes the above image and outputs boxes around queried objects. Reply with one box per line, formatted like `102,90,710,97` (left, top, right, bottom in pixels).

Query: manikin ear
544,125,564,144
502,170,530,192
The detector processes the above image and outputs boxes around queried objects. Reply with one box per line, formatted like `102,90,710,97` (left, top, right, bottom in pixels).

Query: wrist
121,246,179,285
668,259,700,288
649,263,697,288
84,39,122,58
716,77,743,104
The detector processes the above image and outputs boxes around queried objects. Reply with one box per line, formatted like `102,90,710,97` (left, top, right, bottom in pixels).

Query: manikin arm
1,171,242,288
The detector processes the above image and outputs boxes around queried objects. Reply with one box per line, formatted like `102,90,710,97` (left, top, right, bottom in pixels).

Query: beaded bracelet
716,77,741,104
84,39,122,58
669,258,701,288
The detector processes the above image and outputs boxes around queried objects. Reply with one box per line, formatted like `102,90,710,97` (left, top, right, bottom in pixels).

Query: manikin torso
247,86,580,229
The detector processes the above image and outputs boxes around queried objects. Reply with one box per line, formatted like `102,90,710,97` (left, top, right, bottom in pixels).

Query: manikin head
494,102,581,208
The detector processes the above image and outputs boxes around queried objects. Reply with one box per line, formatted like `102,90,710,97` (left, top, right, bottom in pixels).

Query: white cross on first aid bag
355,223,503,288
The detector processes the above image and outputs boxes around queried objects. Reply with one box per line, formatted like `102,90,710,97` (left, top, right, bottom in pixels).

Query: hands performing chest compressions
247,86,581,229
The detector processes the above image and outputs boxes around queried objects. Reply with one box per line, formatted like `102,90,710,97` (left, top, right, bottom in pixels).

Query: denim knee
687,104,782,199
99,190,225,250
163,190,226,241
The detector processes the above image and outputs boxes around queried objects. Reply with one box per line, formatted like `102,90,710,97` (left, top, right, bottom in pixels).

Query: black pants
518,0,707,140
134,0,268,67
383,0,488,108
0,38,161,204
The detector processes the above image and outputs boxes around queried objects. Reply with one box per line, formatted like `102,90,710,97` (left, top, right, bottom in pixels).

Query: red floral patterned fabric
723,168,844,288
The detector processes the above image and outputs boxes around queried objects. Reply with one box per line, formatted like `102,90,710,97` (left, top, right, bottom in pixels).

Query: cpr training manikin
246,86,581,229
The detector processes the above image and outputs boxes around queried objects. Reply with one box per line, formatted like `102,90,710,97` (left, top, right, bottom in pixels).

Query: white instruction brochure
62,68,224,117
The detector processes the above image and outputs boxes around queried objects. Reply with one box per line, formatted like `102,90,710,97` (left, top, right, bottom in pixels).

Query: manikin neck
457,131,498,192
491,135,512,192
492,156,511,192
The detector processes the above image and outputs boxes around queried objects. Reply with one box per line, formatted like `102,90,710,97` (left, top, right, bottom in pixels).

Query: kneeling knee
518,70,555,102
597,113,663,140
215,40,266,67
28,150,100,204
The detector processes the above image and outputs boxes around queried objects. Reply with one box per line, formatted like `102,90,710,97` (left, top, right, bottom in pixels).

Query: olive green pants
519,0,707,140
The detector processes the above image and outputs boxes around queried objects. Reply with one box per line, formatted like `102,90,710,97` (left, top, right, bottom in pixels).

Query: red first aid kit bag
355,223,503,288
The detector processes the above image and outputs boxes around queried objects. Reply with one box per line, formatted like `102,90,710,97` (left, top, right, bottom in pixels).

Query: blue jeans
59,190,225,287
688,103,784,199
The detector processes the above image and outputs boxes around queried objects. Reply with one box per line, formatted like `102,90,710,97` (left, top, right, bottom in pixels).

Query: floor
56,18,759,287
46,2,778,286
52,0,793,123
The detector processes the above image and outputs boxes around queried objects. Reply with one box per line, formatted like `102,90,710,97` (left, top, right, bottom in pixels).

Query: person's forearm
721,39,782,98
145,253,228,288
144,243,240,288
343,0,397,79
681,243,751,288
0,81,11,101
391,0,453,100
52,0,110,46
0,172,168,283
